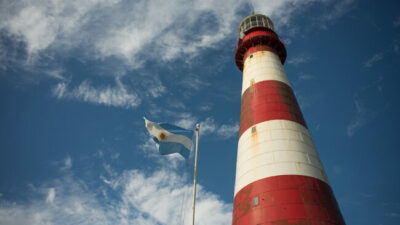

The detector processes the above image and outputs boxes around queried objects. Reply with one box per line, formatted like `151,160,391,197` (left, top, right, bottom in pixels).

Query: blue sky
0,0,400,224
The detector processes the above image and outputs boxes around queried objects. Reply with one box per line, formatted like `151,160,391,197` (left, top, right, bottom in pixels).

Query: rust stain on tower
232,14,346,225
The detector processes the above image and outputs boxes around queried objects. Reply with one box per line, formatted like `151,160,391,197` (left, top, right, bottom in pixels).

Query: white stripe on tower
234,50,330,195
234,120,328,195
241,51,291,95
232,14,345,225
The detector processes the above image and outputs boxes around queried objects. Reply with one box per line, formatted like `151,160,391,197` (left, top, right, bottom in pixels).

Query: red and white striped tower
232,14,345,225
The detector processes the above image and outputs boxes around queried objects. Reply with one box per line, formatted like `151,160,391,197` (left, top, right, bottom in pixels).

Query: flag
144,118,194,159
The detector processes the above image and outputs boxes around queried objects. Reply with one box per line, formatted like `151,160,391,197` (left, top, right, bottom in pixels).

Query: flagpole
192,123,200,225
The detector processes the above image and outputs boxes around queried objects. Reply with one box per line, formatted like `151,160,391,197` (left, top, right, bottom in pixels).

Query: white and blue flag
144,118,194,159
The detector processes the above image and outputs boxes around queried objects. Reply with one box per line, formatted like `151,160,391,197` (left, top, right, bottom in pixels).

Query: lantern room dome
238,14,274,38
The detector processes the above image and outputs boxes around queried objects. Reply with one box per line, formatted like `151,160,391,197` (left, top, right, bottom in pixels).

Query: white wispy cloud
250,0,320,28
138,137,184,169
0,168,232,225
386,212,400,217
320,0,356,22
299,73,315,81
364,53,383,68
346,99,370,137
393,16,400,27
0,0,243,66
0,0,354,68
61,156,72,170
287,55,312,65
174,113,198,130
178,75,210,91
332,165,344,175
44,68,67,80
393,40,399,54
140,76,166,98
173,114,239,139
52,78,141,109
346,77,385,137
250,0,356,31
216,123,239,139
200,117,218,136
199,104,212,111
0,0,357,110
45,188,56,204
199,117,239,139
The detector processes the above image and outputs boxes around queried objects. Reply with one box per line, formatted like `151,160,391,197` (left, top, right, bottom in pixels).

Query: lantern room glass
239,14,274,38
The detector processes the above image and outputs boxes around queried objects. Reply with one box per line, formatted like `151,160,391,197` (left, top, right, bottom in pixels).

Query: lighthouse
232,14,345,225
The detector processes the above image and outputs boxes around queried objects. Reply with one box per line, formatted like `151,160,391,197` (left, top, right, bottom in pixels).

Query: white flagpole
191,124,200,225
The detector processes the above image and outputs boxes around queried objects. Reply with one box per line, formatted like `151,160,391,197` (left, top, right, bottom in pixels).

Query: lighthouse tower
232,14,345,225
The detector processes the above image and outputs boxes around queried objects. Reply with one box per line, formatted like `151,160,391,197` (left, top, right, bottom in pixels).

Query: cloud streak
364,53,383,68
173,115,239,140
0,0,244,66
346,77,385,137
61,156,72,171
52,78,141,109
0,168,232,225
287,55,312,65
393,16,400,27
0,0,354,68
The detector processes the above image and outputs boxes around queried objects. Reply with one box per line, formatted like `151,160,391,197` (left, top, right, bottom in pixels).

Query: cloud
216,123,239,139
174,113,198,130
61,156,72,170
249,0,320,28
250,0,356,32
314,123,321,131
346,77,385,137
52,78,141,109
44,68,67,80
138,137,184,169
173,114,239,139
0,168,232,225
199,104,212,111
320,0,356,22
386,212,400,217
200,117,217,136
200,117,239,139
299,73,315,81
332,165,344,175
287,55,312,65
178,74,210,91
0,0,355,68
364,53,383,68
0,0,243,66
394,40,399,54
346,99,372,137
45,188,56,204
140,76,166,98
393,16,400,27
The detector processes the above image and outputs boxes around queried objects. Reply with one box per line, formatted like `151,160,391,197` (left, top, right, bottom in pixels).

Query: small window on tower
253,196,259,206
250,54,253,58
251,126,257,133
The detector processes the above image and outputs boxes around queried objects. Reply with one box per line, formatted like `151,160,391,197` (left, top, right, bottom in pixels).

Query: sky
0,0,400,224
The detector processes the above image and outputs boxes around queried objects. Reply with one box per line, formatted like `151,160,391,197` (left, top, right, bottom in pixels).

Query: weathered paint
235,120,327,195
239,80,306,137
233,14,345,225
242,50,291,95
235,27,286,71
232,175,346,225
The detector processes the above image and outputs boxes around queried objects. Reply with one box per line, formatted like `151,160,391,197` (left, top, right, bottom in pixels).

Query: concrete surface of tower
232,14,346,225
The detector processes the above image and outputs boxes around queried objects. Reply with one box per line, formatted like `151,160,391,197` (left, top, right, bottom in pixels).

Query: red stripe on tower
232,14,345,225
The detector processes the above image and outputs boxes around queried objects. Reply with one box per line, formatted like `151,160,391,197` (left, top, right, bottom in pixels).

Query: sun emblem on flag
159,132,166,140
